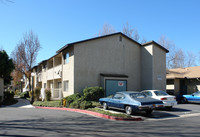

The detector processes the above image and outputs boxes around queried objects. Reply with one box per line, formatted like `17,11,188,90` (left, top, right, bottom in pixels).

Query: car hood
134,97,163,105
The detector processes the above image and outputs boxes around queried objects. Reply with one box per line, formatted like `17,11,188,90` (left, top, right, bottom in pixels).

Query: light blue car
181,91,200,103
99,91,164,115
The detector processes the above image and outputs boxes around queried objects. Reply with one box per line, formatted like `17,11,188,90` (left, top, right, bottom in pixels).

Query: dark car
99,91,164,115
181,91,200,103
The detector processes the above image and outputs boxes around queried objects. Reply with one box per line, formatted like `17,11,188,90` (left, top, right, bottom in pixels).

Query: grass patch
87,108,132,118
33,100,62,107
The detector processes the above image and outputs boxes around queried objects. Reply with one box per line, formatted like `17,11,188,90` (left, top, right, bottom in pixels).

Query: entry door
105,80,127,96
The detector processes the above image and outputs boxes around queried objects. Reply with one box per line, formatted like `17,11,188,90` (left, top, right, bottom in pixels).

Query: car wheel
125,106,133,115
181,97,187,104
146,109,153,115
103,102,108,110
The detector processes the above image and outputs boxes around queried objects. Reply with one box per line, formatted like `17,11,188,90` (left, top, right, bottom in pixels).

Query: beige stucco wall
141,44,166,91
141,45,153,90
74,34,141,93
152,44,166,90
0,78,4,101
62,47,74,97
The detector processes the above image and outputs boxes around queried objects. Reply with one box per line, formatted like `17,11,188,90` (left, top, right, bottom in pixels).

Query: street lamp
20,78,23,93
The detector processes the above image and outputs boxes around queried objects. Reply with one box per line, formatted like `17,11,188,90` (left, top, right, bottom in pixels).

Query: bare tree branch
11,30,41,91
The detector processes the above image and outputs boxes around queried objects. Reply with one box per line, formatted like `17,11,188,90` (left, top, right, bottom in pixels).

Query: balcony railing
47,68,54,80
54,64,62,79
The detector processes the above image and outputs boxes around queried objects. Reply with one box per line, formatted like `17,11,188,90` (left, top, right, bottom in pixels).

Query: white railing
51,88,62,99
54,64,62,79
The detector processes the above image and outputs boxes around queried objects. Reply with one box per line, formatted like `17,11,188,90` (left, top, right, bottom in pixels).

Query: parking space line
146,113,200,121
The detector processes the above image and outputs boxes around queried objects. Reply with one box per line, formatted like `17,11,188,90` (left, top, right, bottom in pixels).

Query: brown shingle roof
167,66,200,79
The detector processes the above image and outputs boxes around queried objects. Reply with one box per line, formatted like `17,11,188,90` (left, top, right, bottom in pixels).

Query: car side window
193,92,200,96
113,93,125,100
143,91,152,97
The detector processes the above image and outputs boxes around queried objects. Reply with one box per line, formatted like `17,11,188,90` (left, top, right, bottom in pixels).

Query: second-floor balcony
47,64,62,80
54,64,62,79
47,68,54,80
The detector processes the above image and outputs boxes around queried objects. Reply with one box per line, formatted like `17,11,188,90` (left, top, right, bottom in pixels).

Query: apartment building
30,32,168,99
167,66,200,95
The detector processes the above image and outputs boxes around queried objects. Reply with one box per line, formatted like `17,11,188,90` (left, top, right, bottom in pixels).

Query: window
65,52,69,64
154,91,168,96
63,81,69,92
143,91,152,97
113,93,125,100
44,83,46,89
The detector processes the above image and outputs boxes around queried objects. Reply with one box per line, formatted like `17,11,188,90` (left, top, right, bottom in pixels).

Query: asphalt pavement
0,99,200,136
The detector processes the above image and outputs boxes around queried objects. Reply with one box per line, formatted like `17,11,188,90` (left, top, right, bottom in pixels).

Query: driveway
4,97,35,108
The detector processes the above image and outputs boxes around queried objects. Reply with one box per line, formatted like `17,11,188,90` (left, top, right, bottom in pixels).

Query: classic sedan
181,91,200,103
99,91,164,115
142,90,177,109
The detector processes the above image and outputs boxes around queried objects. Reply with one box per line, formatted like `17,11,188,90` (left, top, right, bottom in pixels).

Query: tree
185,52,196,67
96,23,116,36
0,50,15,85
158,36,178,69
158,36,197,69
122,22,140,42
11,30,41,93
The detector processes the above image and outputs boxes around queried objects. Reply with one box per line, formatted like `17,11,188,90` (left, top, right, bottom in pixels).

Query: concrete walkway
5,97,35,108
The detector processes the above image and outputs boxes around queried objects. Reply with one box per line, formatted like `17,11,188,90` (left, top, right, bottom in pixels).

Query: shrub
34,87,41,101
20,91,30,98
2,91,17,105
83,87,104,101
45,89,51,101
4,91,14,101
14,90,21,96
69,100,80,109
80,100,92,109
65,93,81,107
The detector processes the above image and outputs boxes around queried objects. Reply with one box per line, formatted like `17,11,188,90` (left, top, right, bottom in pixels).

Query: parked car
99,91,164,115
181,91,200,103
141,90,177,109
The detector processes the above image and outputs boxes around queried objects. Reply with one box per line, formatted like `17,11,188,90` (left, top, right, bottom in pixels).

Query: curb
35,106,143,121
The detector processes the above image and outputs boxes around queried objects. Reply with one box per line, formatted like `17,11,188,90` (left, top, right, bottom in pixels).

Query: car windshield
154,91,168,96
129,93,147,99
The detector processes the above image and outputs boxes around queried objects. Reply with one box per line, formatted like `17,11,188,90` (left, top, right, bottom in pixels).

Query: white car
141,90,177,109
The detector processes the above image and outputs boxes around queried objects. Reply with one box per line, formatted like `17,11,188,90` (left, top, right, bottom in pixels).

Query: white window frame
63,81,69,92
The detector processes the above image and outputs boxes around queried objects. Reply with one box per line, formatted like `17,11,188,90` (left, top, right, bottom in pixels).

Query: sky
0,0,200,65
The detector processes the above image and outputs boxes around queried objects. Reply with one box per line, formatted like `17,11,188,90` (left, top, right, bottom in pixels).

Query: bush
65,93,81,107
4,91,14,101
2,91,17,105
14,90,21,96
69,100,81,109
35,87,41,101
80,100,92,109
83,87,104,101
45,89,51,101
20,91,30,98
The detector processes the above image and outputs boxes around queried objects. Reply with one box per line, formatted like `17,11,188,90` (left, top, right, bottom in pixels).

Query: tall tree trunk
28,76,31,92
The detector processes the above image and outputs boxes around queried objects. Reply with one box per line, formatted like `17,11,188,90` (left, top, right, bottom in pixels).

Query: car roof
117,91,141,94
142,90,165,92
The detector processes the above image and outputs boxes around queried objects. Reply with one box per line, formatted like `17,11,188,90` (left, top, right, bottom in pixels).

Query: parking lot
104,103,200,121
